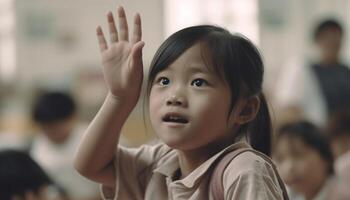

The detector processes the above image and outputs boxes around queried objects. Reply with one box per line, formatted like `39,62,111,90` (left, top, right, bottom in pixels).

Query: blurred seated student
327,110,350,180
275,19,350,127
29,91,99,200
0,149,67,200
274,121,334,200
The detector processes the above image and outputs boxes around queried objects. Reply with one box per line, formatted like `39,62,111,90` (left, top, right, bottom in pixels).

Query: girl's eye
191,78,207,87
158,77,170,86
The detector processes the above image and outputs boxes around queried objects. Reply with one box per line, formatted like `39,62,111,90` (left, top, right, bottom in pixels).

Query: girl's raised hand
97,6,144,108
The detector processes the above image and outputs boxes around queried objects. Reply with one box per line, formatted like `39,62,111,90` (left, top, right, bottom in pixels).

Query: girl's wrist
106,92,137,112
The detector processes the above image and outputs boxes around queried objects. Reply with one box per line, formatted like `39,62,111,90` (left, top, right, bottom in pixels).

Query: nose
166,95,184,106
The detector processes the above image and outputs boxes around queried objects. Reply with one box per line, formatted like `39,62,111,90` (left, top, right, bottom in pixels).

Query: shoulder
339,63,350,73
117,142,171,160
223,151,274,181
223,151,284,199
116,142,174,173
30,134,50,155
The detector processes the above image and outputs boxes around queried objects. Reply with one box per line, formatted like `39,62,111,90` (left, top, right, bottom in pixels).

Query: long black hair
146,25,272,156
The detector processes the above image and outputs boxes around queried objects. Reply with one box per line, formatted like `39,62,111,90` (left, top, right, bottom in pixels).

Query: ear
235,96,260,125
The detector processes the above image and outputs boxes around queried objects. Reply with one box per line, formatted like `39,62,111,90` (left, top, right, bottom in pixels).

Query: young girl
74,6,288,200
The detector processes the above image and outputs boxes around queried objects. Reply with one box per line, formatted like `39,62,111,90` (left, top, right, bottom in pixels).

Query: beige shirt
101,142,285,200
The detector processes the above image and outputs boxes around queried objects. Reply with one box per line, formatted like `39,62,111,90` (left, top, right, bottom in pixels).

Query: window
164,0,259,44
0,0,16,83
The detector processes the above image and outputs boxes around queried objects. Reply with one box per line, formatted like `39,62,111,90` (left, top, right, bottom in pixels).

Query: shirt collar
153,141,250,188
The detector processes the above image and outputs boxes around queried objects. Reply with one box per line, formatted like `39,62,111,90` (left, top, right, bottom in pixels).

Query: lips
162,112,189,124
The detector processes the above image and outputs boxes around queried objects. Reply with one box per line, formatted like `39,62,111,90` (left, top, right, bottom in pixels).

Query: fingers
97,6,141,51
117,6,129,41
107,12,118,43
130,41,145,71
131,13,142,44
96,26,108,52
131,41,145,61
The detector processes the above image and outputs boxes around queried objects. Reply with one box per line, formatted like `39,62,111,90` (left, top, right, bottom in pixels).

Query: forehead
164,42,217,74
318,28,342,39
277,134,308,154
168,43,204,68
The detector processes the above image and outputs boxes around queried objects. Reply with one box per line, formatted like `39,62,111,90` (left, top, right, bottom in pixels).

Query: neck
320,56,338,66
176,136,234,179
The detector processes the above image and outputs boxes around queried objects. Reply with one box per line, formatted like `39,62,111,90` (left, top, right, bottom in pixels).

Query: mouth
162,113,189,124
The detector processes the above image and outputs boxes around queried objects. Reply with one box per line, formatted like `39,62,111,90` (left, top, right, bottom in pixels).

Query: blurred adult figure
275,19,350,127
30,91,99,200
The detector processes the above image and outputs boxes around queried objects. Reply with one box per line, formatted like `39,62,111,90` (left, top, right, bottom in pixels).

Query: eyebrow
186,64,211,74
160,63,212,76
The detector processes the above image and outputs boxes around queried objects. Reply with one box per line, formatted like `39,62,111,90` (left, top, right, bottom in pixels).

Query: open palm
97,6,144,107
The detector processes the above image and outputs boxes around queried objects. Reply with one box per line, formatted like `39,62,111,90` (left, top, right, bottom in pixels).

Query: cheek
191,94,234,137
149,89,165,120
311,158,329,176
191,97,229,128
192,92,230,115
299,154,329,183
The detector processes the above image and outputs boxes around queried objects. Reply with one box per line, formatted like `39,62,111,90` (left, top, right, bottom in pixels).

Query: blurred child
74,6,289,200
274,121,334,200
327,111,350,180
30,91,99,200
0,150,66,200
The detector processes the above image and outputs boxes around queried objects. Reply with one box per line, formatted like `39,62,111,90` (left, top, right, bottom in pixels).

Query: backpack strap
210,144,289,200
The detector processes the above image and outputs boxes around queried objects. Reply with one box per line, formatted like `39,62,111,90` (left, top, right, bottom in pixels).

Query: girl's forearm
74,92,134,182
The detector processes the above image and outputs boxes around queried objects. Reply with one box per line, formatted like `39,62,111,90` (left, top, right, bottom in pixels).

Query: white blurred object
164,0,259,45
0,0,16,83
335,151,350,180
0,132,31,150
274,58,327,126
30,124,99,200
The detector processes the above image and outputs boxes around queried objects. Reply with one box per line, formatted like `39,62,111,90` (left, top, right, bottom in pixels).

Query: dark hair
277,121,334,174
146,25,272,156
32,91,76,123
313,18,343,40
0,150,52,200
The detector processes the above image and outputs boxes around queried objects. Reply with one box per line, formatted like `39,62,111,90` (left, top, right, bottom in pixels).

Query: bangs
198,36,228,81
146,25,234,94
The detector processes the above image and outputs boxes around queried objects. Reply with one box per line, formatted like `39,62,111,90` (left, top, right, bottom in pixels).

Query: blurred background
1,0,350,146
1,0,350,199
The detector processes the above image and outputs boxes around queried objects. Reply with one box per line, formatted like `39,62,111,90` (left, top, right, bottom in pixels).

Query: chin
159,136,183,148
158,133,189,150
